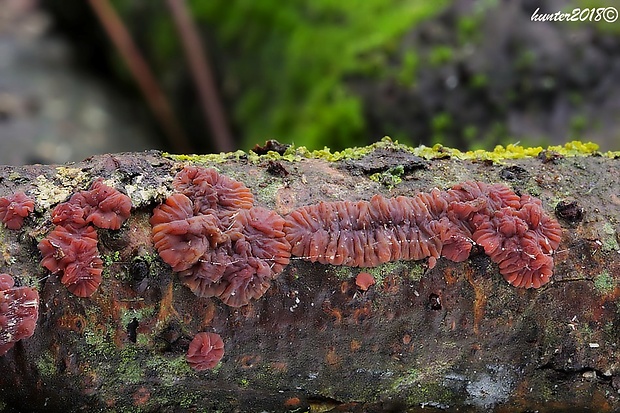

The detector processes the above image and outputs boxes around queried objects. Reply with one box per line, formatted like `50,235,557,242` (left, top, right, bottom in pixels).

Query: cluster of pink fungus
186,332,225,370
38,179,132,297
151,167,290,307
0,192,35,230
0,273,39,356
285,181,562,289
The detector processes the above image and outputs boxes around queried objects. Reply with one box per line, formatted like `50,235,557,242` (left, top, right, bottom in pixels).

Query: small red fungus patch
186,332,225,371
283,397,301,408
355,272,375,291
0,192,34,230
0,273,39,356
38,178,132,297
38,225,102,297
70,178,132,230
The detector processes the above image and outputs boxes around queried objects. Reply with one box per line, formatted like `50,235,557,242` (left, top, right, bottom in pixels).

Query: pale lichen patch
32,175,72,209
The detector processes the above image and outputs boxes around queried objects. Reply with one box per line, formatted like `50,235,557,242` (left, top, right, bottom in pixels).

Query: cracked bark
0,145,618,413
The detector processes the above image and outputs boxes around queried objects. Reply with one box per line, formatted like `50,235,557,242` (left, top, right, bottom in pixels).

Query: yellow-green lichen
164,138,617,167
55,166,90,188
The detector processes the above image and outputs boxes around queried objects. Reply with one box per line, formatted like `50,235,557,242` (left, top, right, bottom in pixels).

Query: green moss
407,263,426,282
119,307,156,332
369,165,405,188
367,260,409,286
102,251,122,266
332,266,354,280
593,270,616,295
163,152,242,164
117,346,144,384
36,351,58,378
145,354,192,386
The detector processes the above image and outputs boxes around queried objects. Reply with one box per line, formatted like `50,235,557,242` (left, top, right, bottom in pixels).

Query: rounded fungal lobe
0,192,35,230
38,225,102,297
284,181,562,289
355,272,375,291
38,178,131,297
173,166,253,215
152,197,291,307
150,194,227,272
70,178,132,230
186,332,224,371
472,194,562,288
152,168,290,307
0,274,39,356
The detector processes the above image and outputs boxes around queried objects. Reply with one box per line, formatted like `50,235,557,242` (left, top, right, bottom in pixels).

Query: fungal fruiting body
355,272,375,291
0,273,39,356
285,181,562,289
38,179,132,297
151,167,290,307
0,192,35,230
186,332,224,371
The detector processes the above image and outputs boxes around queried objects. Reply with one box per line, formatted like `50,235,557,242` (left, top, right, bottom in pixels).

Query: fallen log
0,139,619,412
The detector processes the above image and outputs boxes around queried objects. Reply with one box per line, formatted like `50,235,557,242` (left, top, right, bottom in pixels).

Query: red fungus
151,193,227,272
284,192,471,268
284,181,562,289
158,205,291,307
0,273,39,356
70,178,132,230
196,206,290,307
0,192,35,230
472,194,562,288
186,332,224,370
51,202,87,230
38,225,102,297
152,170,290,307
173,166,253,215
38,178,132,297
355,272,375,291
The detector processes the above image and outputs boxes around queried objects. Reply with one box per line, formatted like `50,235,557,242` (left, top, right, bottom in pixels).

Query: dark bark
0,144,618,412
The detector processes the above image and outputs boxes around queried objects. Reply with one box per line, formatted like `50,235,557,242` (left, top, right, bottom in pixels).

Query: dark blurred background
1,0,618,164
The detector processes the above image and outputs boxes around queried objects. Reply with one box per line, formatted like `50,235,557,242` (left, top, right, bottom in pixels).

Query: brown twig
88,0,193,154
166,0,234,153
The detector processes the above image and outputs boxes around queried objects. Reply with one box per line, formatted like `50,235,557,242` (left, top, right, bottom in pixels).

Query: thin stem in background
166,0,233,153
88,0,193,154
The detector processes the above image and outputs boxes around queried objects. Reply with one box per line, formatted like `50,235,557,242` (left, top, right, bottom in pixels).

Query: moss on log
0,140,619,412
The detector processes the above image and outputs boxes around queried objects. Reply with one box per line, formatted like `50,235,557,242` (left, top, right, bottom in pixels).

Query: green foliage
189,0,449,150
429,45,454,66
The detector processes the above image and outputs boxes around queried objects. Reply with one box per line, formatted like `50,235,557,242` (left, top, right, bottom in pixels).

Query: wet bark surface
0,145,618,412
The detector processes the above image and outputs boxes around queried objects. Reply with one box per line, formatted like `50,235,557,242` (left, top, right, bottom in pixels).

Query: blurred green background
1,0,618,163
